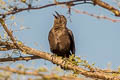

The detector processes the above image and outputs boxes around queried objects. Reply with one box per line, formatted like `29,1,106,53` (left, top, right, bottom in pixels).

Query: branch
0,0,91,16
72,8,120,22
0,56,41,62
0,47,12,51
1,51,120,75
92,0,120,16
0,66,84,80
0,0,119,17
0,41,119,80
0,18,16,43
0,18,23,51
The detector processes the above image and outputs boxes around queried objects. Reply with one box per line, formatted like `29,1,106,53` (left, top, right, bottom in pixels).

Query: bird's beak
55,11,60,17
53,14,57,19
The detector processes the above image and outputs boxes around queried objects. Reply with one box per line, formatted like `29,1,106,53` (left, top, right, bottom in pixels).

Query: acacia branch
0,41,119,80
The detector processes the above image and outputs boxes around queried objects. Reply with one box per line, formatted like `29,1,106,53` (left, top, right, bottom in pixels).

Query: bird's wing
48,29,55,52
68,29,75,54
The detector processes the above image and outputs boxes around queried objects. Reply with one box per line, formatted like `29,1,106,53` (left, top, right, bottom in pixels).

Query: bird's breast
53,29,71,51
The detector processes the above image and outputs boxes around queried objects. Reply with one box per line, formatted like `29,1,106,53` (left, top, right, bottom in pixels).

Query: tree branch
0,18,23,51
0,56,41,62
0,41,119,80
0,0,119,17
72,8,120,22
92,0,120,16
0,0,91,16
0,66,84,80
0,47,12,51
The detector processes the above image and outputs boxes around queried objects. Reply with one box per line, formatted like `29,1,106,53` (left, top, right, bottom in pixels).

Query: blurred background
0,0,120,71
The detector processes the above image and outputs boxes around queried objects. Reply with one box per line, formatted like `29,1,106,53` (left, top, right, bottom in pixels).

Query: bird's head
53,11,67,28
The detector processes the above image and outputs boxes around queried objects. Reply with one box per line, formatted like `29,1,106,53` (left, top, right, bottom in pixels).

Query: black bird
48,12,75,58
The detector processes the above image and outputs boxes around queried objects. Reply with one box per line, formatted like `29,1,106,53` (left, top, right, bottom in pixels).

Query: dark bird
48,12,75,58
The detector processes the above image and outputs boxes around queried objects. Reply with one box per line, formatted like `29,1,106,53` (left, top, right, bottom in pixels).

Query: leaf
52,66,63,72
118,66,120,72
21,0,26,3
10,16,15,20
38,67,48,72
22,50,27,54
17,41,22,45
17,64,24,70
12,49,19,54
13,22,17,26
4,32,7,39
20,26,25,30
0,35,1,40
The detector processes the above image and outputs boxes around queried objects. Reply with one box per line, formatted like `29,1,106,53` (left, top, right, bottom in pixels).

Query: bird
48,11,75,58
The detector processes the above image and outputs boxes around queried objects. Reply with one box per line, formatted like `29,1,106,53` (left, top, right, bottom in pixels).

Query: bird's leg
51,53,56,63
61,57,69,70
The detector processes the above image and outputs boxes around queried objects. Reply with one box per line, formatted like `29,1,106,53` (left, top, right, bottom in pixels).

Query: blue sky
1,0,120,70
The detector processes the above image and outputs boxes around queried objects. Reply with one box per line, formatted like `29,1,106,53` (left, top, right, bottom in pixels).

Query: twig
0,0,91,16
0,56,41,62
0,18,23,51
0,47,12,51
72,8,120,22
